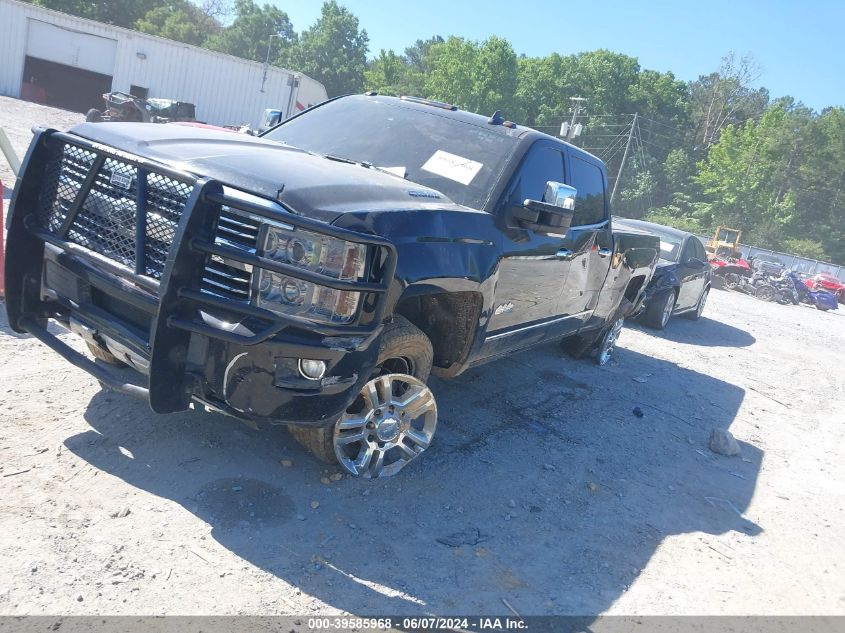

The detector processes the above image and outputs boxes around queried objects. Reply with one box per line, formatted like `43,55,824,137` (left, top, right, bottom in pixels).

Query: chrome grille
200,209,261,302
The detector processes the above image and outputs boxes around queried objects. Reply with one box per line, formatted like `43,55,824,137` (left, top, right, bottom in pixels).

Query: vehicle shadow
65,341,760,619
629,315,756,348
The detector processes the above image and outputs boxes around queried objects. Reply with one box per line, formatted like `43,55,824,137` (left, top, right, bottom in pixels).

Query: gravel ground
0,97,843,618
2,277,844,618
0,96,84,193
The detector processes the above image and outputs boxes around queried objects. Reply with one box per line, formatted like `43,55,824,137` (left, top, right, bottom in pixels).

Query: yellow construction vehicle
705,226,743,260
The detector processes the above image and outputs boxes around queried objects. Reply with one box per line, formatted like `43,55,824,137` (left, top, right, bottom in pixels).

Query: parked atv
723,271,776,301
86,92,196,124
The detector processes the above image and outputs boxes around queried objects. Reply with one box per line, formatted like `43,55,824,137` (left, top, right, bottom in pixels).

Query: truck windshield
263,96,519,210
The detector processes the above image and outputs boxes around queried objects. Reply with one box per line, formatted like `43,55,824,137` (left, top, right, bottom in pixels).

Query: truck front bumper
5,129,396,428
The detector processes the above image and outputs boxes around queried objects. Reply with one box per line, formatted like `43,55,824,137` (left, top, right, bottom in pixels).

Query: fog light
298,359,326,380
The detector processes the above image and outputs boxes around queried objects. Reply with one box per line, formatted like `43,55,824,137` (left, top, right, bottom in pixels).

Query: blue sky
276,0,844,112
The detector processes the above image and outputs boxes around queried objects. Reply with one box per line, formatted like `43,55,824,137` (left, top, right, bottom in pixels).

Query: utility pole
560,97,587,142
260,33,281,93
610,112,637,206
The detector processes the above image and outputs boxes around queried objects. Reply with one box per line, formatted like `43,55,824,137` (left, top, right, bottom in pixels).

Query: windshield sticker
421,150,483,186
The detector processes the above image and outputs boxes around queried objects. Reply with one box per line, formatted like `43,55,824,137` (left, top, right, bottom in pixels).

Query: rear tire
723,273,741,290
288,316,434,466
755,284,776,302
85,108,103,122
684,287,709,320
641,289,675,330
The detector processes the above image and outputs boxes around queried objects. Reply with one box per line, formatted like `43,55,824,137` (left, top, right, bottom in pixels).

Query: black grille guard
6,129,397,414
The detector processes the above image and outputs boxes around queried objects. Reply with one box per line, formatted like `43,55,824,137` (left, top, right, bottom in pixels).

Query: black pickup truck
5,94,658,478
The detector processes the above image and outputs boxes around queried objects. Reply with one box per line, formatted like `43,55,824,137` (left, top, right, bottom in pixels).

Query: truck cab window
570,156,607,226
506,145,565,206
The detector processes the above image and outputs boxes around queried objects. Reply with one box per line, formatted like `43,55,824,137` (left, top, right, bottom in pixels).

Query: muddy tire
85,108,103,122
288,316,433,464
86,341,125,366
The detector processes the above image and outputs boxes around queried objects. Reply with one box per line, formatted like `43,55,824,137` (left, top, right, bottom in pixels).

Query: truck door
557,153,613,316
487,143,573,336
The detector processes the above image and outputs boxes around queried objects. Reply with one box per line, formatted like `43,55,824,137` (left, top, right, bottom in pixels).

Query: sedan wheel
333,373,437,478
660,293,675,327
685,288,709,320
695,289,708,317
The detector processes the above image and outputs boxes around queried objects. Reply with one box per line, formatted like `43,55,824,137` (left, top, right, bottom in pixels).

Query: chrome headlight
254,224,367,324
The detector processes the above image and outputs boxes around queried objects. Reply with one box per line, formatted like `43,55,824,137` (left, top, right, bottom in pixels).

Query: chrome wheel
333,373,437,478
596,318,624,366
660,293,675,327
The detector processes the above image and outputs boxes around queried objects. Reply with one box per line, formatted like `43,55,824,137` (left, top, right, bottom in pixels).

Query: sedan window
658,236,683,262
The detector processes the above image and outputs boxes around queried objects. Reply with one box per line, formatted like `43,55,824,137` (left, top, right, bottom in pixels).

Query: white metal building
0,0,328,128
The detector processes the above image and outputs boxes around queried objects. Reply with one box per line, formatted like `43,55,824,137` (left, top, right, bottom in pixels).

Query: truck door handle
556,248,573,259
597,248,612,258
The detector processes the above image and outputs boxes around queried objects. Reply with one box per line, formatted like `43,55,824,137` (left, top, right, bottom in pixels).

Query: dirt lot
0,99,844,618
0,96,84,191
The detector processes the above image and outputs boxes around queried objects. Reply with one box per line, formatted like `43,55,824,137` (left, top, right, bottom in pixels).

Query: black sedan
614,218,712,329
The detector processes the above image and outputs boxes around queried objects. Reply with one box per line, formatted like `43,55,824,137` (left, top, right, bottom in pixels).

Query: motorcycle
775,272,838,311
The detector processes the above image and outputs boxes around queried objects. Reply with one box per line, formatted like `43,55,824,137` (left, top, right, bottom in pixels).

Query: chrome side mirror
543,181,577,210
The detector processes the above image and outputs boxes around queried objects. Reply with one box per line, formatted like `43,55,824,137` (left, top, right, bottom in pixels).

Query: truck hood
68,122,468,224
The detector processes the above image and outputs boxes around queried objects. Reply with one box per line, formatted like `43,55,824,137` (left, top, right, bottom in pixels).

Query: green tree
424,37,477,108
689,53,769,149
287,1,369,97
364,49,410,95
663,148,696,194
205,0,295,63
135,0,221,46
695,105,799,246
31,0,163,28
401,35,444,96
424,36,521,119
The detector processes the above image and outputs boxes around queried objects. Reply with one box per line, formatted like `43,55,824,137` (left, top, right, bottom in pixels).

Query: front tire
288,316,434,476
641,289,676,330
85,108,103,122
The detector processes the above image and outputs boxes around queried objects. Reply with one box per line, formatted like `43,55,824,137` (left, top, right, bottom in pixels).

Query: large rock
709,428,741,456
